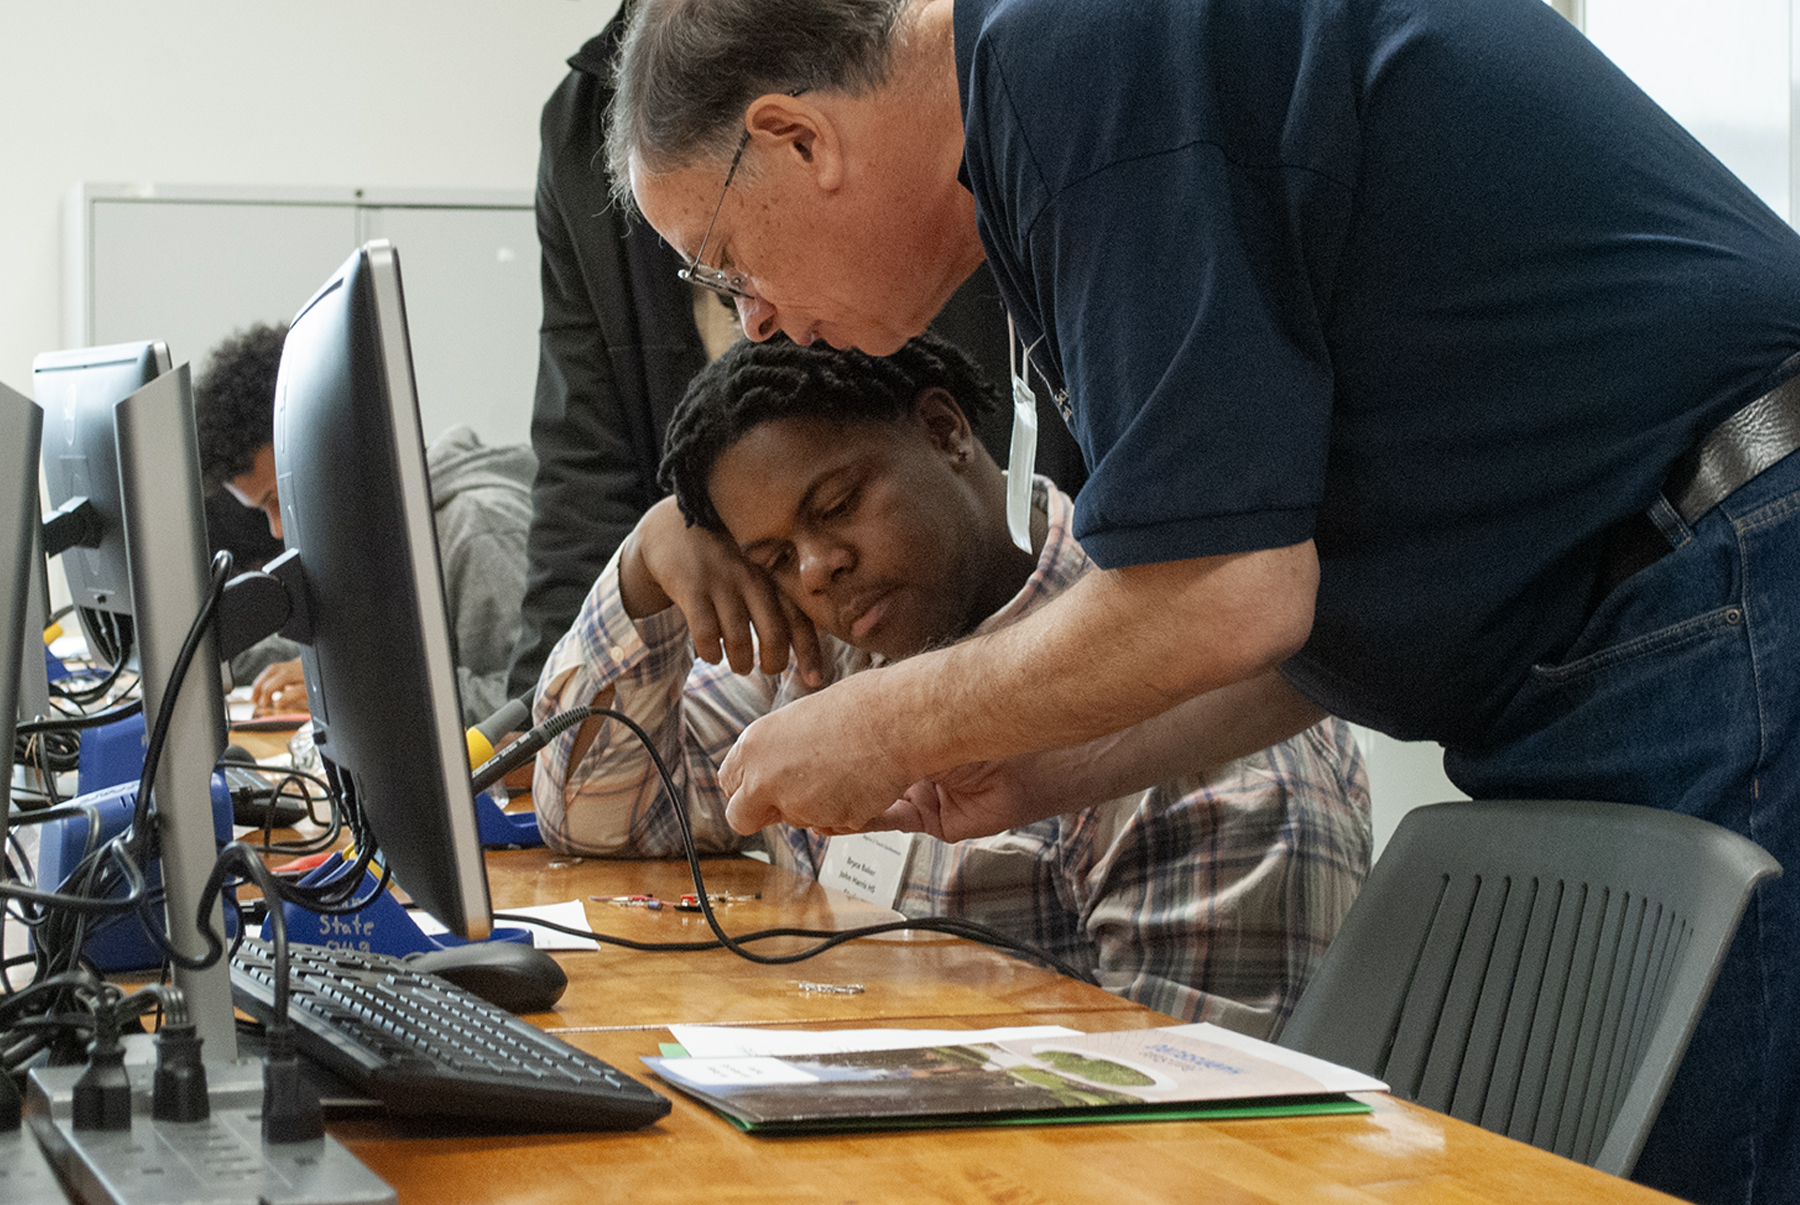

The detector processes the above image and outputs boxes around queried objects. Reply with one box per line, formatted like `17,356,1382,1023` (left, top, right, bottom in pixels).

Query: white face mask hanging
1005,315,1040,553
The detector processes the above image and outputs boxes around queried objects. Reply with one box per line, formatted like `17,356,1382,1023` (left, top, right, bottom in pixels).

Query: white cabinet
65,184,539,451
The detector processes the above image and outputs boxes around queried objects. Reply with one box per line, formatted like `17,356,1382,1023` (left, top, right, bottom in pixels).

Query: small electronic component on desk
675,892,761,911
593,894,664,911
588,892,762,912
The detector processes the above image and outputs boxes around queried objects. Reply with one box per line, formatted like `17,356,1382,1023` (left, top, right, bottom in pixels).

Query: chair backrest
1277,799,1779,1176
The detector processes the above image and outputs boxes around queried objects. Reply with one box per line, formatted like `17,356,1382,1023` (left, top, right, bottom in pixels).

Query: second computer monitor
34,340,173,669
273,240,491,940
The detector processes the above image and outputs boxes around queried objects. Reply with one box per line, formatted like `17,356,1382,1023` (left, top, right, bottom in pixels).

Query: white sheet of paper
414,898,600,951
1163,1023,1390,1093
667,1024,1080,1059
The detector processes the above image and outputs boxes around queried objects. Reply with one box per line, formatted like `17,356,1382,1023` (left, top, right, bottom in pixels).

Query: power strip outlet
0,1125,73,1204
25,1060,394,1205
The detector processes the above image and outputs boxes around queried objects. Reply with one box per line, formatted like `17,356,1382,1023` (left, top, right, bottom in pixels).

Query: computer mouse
219,745,310,827
405,941,569,1014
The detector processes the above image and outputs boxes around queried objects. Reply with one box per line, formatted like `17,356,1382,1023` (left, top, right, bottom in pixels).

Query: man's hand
851,761,1043,843
250,658,310,717
720,674,913,833
618,497,823,685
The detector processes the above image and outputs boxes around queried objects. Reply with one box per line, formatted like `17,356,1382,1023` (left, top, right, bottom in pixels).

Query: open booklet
643,1022,1387,1135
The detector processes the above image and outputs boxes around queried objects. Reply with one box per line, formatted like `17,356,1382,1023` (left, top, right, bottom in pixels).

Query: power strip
0,1124,73,1204
25,1059,394,1205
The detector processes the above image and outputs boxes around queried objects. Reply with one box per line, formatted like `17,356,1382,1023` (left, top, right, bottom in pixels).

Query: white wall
1586,0,1792,220
0,0,623,394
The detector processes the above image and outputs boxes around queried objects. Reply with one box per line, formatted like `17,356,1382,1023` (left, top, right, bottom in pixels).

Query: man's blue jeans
1446,449,1800,1205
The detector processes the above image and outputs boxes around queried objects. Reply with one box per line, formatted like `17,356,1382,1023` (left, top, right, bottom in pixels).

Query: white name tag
817,832,915,909
1005,372,1039,553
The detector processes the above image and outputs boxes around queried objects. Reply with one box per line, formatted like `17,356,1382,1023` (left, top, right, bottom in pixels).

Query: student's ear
912,387,974,466
745,94,845,190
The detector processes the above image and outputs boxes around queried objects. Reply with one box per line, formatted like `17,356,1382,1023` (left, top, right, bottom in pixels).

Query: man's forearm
720,540,1320,833
874,540,1320,781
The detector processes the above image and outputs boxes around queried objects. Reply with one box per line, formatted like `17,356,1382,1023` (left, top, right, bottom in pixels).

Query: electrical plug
260,1023,323,1143
72,1008,132,1132
151,1022,210,1123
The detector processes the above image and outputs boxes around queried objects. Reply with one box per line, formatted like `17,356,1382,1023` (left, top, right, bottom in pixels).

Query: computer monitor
110,365,237,1052
273,240,491,939
33,340,173,669
12,361,237,1052
1,382,44,831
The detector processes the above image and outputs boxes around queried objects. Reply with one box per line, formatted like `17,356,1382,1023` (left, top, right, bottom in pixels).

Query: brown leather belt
1668,368,1800,525
1596,367,1800,601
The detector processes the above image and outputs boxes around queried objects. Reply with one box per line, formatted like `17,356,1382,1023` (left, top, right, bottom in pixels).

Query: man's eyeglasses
678,128,753,301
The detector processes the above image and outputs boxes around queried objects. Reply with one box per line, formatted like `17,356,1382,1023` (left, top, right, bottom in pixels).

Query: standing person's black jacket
505,18,707,700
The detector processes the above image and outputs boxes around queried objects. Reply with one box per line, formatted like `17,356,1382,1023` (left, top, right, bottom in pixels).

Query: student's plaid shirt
533,480,1371,1037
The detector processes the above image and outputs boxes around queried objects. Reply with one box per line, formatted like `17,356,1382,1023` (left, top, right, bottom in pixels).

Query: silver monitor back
114,365,236,1055
34,340,172,669
1,381,44,827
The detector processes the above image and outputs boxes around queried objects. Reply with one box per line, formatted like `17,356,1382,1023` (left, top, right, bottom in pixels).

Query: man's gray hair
606,0,911,205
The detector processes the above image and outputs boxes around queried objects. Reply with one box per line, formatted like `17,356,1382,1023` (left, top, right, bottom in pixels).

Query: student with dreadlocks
530,333,1370,1034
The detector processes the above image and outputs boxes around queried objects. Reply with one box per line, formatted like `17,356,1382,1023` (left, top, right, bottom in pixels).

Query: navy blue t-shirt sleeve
1042,147,1349,569
961,0,1355,571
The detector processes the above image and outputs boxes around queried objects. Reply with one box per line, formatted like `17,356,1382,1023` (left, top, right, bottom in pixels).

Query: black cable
490,908,1091,981
15,697,144,737
48,656,134,707
2,550,245,1003
522,705,1094,983
196,843,291,1020
469,705,589,795
1,551,234,980
125,552,235,866
214,753,340,855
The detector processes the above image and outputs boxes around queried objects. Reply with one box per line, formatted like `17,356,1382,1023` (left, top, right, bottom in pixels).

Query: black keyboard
229,938,671,1130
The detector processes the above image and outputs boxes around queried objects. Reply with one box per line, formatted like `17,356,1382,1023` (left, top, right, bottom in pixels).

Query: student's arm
531,534,781,858
719,540,1320,836
1074,717,1369,1032
616,497,822,686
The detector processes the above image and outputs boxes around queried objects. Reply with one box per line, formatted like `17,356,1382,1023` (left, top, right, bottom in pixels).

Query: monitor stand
3,381,42,834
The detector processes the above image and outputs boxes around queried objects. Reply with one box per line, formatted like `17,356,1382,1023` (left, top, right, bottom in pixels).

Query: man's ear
912,387,974,464
745,93,846,191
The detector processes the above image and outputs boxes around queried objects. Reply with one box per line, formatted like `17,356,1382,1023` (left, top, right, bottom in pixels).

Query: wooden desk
319,849,1683,1205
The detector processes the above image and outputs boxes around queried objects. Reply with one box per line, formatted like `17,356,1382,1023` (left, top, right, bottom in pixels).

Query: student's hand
619,497,823,686
250,658,310,717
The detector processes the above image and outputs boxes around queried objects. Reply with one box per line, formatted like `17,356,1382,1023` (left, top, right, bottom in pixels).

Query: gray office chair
1277,798,1779,1177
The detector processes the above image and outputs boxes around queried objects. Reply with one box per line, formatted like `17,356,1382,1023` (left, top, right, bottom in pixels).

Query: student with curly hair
532,333,1371,1034
193,322,537,726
